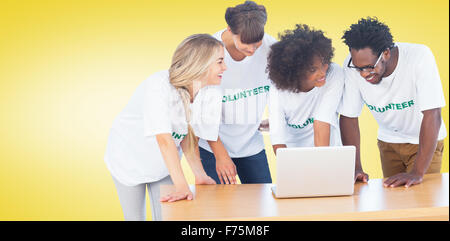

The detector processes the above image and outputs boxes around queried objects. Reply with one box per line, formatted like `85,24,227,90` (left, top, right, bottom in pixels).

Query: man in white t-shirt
198,1,276,185
339,17,447,188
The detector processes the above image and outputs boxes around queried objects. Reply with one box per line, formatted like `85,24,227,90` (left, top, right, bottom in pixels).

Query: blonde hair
169,34,223,156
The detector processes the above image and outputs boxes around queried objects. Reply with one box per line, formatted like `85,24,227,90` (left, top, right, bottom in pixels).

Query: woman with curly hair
267,24,344,155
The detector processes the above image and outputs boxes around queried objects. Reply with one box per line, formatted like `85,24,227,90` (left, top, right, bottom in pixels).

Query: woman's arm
313,120,331,146
313,64,343,147
181,137,216,185
156,133,193,202
272,144,287,156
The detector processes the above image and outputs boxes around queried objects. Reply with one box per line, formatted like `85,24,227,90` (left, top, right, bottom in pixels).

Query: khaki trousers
377,140,444,178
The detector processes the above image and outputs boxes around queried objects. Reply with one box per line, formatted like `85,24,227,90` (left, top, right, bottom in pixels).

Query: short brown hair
225,1,267,44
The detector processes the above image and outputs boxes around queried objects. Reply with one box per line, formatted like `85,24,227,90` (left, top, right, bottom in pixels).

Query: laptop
271,146,356,198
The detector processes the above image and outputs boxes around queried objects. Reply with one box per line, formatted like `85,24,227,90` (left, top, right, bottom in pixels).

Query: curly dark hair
225,1,267,44
267,24,334,93
342,17,394,55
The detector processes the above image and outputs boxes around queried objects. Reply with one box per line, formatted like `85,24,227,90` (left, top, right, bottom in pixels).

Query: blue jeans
200,147,272,184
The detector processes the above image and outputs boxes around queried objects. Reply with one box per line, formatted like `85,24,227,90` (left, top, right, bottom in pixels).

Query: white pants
112,175,173,221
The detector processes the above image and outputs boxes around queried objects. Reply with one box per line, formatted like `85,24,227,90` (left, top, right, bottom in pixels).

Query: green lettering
288,118,315,130
221,86,270,103
288,123,298,129
401,102,408,109
367,100,414,113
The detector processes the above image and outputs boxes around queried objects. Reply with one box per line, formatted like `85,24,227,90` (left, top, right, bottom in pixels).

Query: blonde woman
104,34,226,221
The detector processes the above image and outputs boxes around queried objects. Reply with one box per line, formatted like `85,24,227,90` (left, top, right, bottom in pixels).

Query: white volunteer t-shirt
338,42,447,144
104,70,219,186
269,63,344,147
198,29,277,158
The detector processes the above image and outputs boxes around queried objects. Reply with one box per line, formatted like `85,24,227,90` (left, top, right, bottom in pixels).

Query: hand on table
383,172,423,188
195,174,217,185
354,168,369,183
160,186,193,203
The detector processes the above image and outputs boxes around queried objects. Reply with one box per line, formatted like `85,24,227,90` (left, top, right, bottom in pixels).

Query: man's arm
339,115,368,182
383,108,441,188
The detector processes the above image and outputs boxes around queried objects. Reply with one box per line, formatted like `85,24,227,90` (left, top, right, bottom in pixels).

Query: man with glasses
338,17,447,188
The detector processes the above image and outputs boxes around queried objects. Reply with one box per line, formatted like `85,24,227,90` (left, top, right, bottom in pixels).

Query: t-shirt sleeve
191,86,222,141
337,56,365,118
415,46,446,111
269,85,288,145
143,75,172,137
313,64,344,127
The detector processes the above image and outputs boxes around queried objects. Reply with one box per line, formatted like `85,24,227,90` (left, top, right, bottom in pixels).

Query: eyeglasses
347,51,384,73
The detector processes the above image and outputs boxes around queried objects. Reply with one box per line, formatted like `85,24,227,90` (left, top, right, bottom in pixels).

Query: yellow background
0,0,448,220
